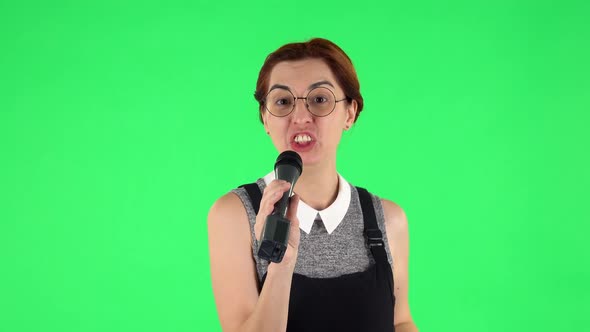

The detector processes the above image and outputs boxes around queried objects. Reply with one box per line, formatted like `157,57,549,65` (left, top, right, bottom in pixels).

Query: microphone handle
273,164,298,217
258,158,301,263
273,185,293,218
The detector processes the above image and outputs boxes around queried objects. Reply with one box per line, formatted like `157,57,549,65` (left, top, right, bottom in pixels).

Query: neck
292,159,339,211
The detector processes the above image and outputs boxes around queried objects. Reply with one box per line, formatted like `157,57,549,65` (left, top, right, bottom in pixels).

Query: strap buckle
365,228,384,247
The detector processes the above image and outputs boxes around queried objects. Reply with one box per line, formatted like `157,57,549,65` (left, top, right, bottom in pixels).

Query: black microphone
258,150,303,263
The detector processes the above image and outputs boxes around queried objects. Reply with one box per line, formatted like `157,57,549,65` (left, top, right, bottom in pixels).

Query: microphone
258,150,303,263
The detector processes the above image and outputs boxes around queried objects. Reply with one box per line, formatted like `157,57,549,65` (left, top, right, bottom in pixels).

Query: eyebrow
269,80,335,92
309,80,335,90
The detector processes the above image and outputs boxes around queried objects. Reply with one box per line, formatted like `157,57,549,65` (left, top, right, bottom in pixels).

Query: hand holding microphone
255,151,302,264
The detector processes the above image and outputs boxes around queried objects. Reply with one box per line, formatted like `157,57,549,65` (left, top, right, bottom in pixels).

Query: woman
208,38,418,332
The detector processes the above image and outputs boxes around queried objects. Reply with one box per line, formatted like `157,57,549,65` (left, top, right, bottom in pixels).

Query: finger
262,180,289,201
255,181,291,239
261,181,291,216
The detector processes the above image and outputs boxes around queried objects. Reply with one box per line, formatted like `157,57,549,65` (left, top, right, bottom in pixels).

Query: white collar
262,171,351,234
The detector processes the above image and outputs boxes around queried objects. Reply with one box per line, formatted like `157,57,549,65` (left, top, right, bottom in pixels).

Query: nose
291,98,313,124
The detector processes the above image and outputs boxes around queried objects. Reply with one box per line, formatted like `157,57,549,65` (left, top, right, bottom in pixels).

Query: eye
275,98,292,106
312,96,328,104
309,94,331,105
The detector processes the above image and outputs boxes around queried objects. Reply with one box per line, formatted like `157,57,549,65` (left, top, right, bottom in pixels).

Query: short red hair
254,38,364,124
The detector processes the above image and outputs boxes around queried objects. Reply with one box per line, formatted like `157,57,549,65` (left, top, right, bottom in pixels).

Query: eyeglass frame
262,86,350,118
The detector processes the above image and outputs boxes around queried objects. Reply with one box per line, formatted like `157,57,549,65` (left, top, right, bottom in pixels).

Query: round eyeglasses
263,87,348,117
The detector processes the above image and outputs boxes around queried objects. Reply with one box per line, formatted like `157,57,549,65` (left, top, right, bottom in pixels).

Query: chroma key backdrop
1,1,588,331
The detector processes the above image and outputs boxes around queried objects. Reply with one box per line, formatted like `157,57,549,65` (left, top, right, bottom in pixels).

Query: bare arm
382,199,419,332
208,182,300,332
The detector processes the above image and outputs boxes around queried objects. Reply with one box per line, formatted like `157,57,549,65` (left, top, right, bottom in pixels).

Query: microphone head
274,150,302,176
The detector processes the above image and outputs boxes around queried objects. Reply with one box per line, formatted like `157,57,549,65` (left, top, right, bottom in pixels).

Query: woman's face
262,58,357,167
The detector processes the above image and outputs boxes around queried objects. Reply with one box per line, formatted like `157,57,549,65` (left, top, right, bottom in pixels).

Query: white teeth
294,135,312,143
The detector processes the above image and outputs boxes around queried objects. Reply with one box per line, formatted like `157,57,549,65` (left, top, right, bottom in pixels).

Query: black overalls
239,183,396,332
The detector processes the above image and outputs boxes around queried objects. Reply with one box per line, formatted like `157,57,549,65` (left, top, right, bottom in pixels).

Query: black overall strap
356,187,389,267
239,183,262,215
238,182,264,293
356,186,396,323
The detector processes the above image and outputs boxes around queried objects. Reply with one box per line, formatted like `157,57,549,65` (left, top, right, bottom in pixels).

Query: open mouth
291,133,316,152
294,134,313,145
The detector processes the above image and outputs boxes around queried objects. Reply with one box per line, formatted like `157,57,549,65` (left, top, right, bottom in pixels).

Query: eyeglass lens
265,87,336,117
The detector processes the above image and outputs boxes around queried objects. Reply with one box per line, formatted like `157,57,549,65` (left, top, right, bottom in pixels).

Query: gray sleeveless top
231,177,393,282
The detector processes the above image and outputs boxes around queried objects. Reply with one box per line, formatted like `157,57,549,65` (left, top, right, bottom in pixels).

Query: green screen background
1,1,588,331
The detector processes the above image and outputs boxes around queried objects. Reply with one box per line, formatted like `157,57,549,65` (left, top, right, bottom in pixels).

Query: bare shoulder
208,191,259,331
380,198,410,259
207,190,253,263
380,198,409,232
380,198,416,326
208,191,245,219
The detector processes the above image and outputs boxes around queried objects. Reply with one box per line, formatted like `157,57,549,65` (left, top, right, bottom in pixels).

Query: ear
344,99,358,129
